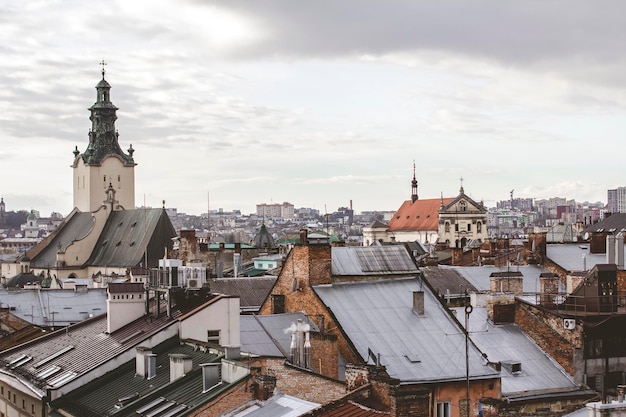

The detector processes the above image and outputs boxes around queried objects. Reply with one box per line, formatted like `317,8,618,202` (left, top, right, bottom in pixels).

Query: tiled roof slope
387,198,453,232
209,276,277,310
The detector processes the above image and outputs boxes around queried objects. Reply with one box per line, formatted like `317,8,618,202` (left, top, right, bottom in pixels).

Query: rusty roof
387,198,453,232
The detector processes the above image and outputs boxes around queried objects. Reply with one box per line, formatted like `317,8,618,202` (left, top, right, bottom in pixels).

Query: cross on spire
459,176,464,193
100,60,107,77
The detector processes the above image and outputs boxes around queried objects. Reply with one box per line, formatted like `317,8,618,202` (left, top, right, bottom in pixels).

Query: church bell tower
72,63,136,212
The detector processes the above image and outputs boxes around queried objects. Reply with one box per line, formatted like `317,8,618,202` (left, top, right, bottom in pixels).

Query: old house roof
421,266,478,296
52,338,222,417
445,265,552,294
0,302,182,397
331,246,419,276
582,213,626,234
228,393,319,417
209,276,277,312
28,208,176,269
0,288,107,327
453,305,595,402
314,277,499,384
387,198,453,232
240,313,319,358
546,244,611,273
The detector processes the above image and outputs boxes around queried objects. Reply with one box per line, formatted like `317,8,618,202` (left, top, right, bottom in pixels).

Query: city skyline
1,1,625,216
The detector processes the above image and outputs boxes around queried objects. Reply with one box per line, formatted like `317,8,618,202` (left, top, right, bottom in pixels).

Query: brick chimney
253,374,277,401
412,291,425,315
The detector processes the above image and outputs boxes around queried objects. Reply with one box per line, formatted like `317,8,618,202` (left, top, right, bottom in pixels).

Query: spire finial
100,60,107,78
459,176,464,194
411,160,418,203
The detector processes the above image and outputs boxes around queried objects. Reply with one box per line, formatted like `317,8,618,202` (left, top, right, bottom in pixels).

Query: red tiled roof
387,198,453,232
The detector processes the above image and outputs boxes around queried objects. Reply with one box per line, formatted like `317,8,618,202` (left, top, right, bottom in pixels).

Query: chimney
170,354,193,382
106,283,146,334
299,229,308,245
136,346,152,378
539,274,559,306
607,235,616,264
616,233,624,269
201,363,221,392
253,374,277,401
289,319,311,368
413,291,425,315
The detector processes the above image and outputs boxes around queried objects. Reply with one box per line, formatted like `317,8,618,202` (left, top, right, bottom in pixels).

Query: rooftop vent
501,361,522,374
201,363,222,392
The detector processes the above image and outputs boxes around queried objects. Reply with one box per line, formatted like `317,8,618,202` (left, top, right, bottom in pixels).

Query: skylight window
48,371,77,387
33,345,75,368
36,365,62,379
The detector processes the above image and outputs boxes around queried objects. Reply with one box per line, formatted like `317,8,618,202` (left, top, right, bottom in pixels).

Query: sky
1,1,626,217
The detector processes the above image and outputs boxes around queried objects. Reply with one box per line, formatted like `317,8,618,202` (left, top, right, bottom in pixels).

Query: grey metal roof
240,313,319,358
547,243,614,273
444,265,553,294
0,304,182,395
314,277,499,384
209,277,277,311
87,208,176,268
422,266,478,296
28,212,95,268
452,306,579,399
331,246,418,276
230,393,319,417
0,289,107,327
28,208,176,270
53,339,221,417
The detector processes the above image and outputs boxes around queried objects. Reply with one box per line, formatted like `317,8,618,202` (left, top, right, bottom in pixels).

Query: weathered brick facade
259,243,361,380
515,301,582,377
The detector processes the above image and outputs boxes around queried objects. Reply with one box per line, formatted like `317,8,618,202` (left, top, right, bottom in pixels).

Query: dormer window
459,200,467,212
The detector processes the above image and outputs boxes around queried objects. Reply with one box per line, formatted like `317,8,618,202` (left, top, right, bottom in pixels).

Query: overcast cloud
1,1,625,216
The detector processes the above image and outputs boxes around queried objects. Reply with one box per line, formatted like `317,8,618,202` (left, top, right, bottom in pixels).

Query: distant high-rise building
617,187,626,214
256,202,294,219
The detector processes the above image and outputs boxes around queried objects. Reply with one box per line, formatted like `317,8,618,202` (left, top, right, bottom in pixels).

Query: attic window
129,241,135,247
416,215,420,219
131,222,137,227
102,240,108,246
396,216,400,219
118,221,124,227
406,216,410,219
426,214,430,218
116,241,121,247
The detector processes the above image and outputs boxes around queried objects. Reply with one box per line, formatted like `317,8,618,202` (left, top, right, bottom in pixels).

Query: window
207,330,220,344
477,222,482,233
272,294,285,314
459,200,467,211
444,222,450,233
436,402,451,417
455,224,459,232
467,224,471,232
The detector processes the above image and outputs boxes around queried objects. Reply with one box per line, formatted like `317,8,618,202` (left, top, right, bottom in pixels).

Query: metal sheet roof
547,243,613,273
331,246,418,276
0,289,107,327
240,313,319,358
54,339,221,417
210,277,277,310
452,306,579,398
444,265,554,294
314,278,499,383
231,393,319,417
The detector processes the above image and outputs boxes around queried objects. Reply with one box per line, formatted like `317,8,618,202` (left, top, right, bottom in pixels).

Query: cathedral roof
387,198,454,232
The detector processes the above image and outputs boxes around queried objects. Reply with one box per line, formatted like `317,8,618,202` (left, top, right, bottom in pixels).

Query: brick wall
260,358,346,404
515,301,582,376
259,244,362,378
179,376,252,417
